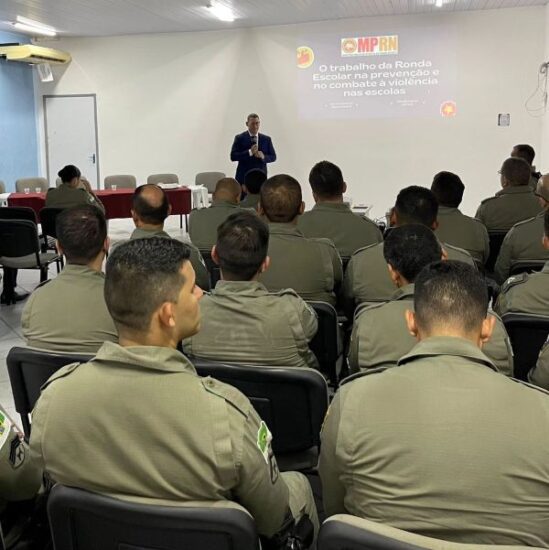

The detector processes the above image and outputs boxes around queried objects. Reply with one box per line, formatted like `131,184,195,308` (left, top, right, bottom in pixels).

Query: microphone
251,135,258,146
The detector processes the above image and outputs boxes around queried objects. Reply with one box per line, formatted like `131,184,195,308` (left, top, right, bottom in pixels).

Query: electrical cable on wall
525,61,549,117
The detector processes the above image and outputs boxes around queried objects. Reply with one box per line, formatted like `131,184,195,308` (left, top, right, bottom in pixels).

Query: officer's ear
211,245,220,266
299,201,305,215
56,240,64,257
158,302,176,329
342,181,348,194
258,203,265,217
479,314,496,346
130,209,139,224
543,234,549,250
259,255,270,274
405,309,419,339
387,264,401,287
389,207,397,227
167,203,172,216
103,236,110,254
440,245,449,261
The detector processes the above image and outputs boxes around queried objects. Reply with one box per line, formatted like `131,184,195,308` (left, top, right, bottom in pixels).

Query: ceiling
0,0,546,38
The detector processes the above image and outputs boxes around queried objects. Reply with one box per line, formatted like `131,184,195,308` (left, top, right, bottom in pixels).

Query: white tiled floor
0,215,190,430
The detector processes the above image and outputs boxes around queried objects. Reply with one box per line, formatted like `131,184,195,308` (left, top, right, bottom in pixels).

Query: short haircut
501,157,531,187
105,238,191,333
545,209,549,238
394,186,439,227
216,211,269,281
132,184,169,225
260,174,302,223
414,261,488,335
244,169,267,195
309,161,345,198
431,171,465,208
58,165,81,183
56,205,107,264
247,113,259,122
383,225,442,283
512,144,535,166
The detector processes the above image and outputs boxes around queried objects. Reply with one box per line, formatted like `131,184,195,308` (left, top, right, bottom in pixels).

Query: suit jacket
230,131,276,184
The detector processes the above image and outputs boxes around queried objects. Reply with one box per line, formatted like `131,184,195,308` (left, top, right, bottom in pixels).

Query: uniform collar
130,227,170,239
312,202,351,213
391,283,415,300
398,336,498,371
211,200,239,208
438,206,461,215
94,341,197,374
213,280,269,296
62,263,104,278
496,186,533,196
268,222,303,236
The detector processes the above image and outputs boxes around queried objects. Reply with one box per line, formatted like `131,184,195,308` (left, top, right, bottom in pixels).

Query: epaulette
201,376,251,417
310,237,337,250
512,216,536,229
340,366,390,386
41,362,82,390
500,272,529,294
354,301,388,320
273,287,300,298
351,241,379,257
480,196,498,205
509,377,549,397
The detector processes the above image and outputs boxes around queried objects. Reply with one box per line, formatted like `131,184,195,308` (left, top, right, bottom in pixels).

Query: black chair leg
179,214,183,229
40,266,48,283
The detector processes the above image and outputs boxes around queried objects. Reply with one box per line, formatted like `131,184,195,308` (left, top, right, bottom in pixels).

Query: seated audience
0,404,41,548
511,143,541,191
431,171,489,264
183,211,318,369
494,209,549,317
343,186,473,309
530,340,549,390
240,169,266,209
298,161,382,258
349,225,512,375
320,261,549,546
122,183,209,290
475,157,542,231
189,177,241,250
29,238,318,542
258,174,342,305
45,164,104,212
21,205,117,354
494,176,549,283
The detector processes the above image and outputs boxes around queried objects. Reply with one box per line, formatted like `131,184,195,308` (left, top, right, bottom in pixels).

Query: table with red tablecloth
6,187,192,221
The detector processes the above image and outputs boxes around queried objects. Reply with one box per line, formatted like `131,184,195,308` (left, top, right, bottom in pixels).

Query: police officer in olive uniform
530,341,549,390
494,176,549,284
240,169,266,210
511,143,541,192
189,177,241,250
475,157,542,231
46,164,105,213
30,238,318,543
494,210,549,317
297,161,382,259
344,186,473,311
258,175,342,306
431,171,489,264
349,225,512,375
321,261,549,547
22,205,117,354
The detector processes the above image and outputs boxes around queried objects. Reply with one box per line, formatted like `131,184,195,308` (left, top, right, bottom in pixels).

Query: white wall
540,4,549,170
38,6,544,218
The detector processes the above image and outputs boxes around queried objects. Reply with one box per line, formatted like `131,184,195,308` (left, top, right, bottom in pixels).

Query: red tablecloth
7,187,191,220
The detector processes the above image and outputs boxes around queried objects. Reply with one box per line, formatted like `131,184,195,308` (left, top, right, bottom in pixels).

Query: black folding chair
48,484,259,550
39,207,65,265
0,206,37,224
485,230,508,273
6,346,93,437
191,357,328,471
501,313,549,381
199,248,221,288
509,260,546,277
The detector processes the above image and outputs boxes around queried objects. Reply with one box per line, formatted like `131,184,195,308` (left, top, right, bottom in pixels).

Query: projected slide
297,26,456,119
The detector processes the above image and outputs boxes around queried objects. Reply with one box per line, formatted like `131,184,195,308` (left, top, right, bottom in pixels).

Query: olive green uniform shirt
29,342,317,538
240,194,260,209
435,206,489,264
343,241,474,309
494,213,549,284
189,200,240,250
128,227,210,291
494,262,549,317
183,281,319,369
298,202,383,259
259,223,342,306
530,341,549,390
45,182,105,213
320,336,549,547
349,284,512,376
21,264,117,354
475,186,543,231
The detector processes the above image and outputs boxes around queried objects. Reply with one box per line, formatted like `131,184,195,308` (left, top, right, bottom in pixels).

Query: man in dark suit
230,113,276,184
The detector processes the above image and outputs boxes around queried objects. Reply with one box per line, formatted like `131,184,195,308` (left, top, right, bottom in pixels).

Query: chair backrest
39,207,64,239
6,347,93,437
501,313,549,381
195,172,226,193
191,357,328,455
15,178,48,193
0,206,37,223
0,219,41,259
508,260,546,277
199,248,221,288
486,230,508,273
0,180,5,194
104,175,137,189
307,301,342,384
48,484,259,550
147,173,179,185
317,514,542,550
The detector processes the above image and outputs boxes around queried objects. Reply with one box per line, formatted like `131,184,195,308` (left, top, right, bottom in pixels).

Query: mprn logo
341,35,399,57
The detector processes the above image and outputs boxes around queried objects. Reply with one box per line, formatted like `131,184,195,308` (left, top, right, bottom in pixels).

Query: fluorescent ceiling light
435,0,444,6
12,15,57,36
206,2,235,22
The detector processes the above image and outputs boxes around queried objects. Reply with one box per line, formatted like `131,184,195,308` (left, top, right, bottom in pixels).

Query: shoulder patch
340,366,390,386
41,362,82,390
201,376,251,417
9,436,25,469
0,410,12,451
500,272,528,294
